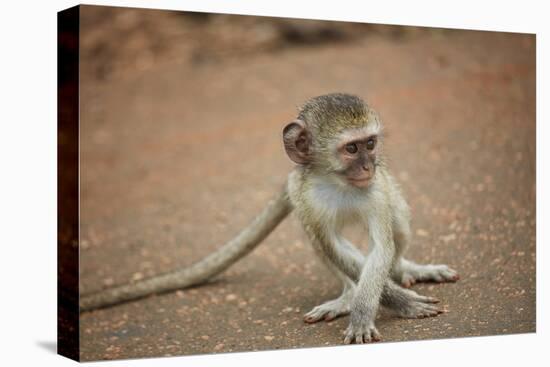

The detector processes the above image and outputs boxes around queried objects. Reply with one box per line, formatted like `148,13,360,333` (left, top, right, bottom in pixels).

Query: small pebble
416,229,430,237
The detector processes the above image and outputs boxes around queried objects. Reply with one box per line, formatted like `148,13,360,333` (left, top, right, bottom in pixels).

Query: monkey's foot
343,319,381,344
395,260,459,288
389,295,444,319
304,295,351,323
382,280,443,318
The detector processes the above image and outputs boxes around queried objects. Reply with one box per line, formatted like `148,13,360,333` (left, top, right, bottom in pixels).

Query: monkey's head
283,93,383,189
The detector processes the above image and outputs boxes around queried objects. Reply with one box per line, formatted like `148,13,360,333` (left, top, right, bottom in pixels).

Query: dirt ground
77,6,535,362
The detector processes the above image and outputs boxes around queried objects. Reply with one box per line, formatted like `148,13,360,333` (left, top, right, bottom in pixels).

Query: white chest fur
307,177,374,231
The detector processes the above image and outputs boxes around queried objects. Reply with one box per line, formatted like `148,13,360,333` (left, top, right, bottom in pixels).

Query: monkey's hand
343,306,381,344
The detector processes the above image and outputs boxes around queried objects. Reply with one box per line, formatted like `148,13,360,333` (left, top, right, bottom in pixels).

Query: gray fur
287,94,458,343
81,93,458,347
80,188,292,311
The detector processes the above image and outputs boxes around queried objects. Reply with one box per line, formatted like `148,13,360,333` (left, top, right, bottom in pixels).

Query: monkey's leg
391,207,459,288
323,238,442,320
303,254,440,323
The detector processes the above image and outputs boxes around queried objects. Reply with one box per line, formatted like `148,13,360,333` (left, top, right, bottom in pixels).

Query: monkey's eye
366,138,376,150
345,143,358,154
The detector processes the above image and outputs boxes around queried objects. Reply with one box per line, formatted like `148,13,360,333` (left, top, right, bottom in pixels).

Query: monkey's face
334,132,378,188
283,116,381,189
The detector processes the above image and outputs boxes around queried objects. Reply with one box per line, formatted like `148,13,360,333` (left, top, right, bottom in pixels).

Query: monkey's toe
428,265,459,283
304,308,326,323
400,274,417,288
396,301,443,319
304,310,329,323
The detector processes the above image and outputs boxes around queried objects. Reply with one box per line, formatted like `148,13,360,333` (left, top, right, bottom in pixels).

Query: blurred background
80,6,439,81
77,5,535,361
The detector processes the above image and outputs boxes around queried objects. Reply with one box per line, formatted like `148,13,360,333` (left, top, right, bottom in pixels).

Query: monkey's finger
371,328,382,341
343,326,355,344
343,332,354,344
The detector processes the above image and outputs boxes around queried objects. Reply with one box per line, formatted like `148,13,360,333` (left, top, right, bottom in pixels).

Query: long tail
80,187,293,312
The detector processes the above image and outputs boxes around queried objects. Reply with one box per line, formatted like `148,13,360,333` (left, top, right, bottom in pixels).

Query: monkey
80,93,458,344
283,94,458,342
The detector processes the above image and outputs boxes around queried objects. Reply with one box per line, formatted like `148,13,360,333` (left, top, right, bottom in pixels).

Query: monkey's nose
362,164,370,171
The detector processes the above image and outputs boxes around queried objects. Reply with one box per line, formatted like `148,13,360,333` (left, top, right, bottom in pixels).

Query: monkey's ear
283,119,311,164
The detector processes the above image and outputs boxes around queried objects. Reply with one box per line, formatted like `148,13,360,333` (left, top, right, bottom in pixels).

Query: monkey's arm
343,213,395,343
80,187,292,312
335,237,441,309
305,220,440,327
302,212,392,343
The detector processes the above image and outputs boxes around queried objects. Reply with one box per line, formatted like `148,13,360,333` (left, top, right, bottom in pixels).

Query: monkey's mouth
347,176,372,188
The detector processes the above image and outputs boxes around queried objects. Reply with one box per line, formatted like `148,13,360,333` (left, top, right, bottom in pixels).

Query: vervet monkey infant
81,93,458,344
